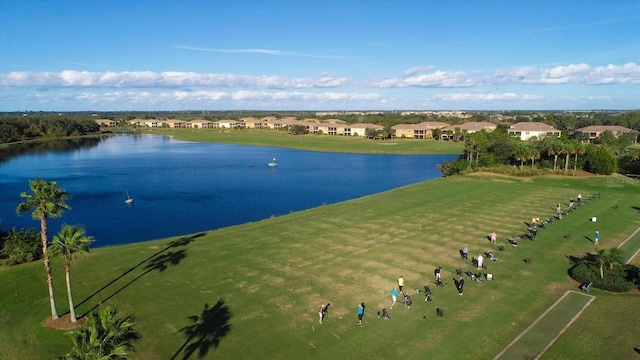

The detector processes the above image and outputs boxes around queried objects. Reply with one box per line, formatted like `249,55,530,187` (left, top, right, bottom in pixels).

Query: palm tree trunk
574,153,578,171
41,215,58,320
564,154,570,171
553,155,558,170
65,262,77,322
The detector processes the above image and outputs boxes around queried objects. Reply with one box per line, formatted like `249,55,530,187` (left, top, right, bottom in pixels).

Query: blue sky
1,0,638,111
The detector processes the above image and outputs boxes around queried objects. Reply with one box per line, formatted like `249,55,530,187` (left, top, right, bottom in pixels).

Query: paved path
493,290,595,360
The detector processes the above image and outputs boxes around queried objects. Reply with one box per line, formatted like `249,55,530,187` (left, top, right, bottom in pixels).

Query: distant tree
289,124,307,135
16,179,71,320
584,145,617,175
432,128,442,141
49,225,94,322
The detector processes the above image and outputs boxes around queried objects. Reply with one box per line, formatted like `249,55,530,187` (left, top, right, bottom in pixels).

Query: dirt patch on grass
42,313,87,330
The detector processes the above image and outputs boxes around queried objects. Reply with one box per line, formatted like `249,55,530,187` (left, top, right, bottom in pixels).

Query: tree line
0,114,100,143
437,124,639,176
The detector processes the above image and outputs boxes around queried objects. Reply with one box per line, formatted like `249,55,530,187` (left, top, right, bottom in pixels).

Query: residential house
507,122,561,141
241,117,263,129
349,123,384,137
94,119,116,127
188,119,214,129
164,119,187,128
441,121,497,140
215,119,243,128
573,125,636,142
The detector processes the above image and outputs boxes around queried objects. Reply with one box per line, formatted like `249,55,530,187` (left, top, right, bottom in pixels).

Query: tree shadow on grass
76,233,205,310
76,234,202,317
171,299,233,360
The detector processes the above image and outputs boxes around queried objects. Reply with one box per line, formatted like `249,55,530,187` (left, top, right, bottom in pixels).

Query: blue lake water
0,135,458,247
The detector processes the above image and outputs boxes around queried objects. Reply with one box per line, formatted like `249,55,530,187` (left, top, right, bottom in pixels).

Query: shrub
569,262,636,292
0,227,41,266
584,145,617,175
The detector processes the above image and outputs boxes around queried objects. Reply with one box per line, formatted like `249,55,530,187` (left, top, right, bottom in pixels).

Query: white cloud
173,45,343,59
492,62,640,85
371,70,477,88
431,92,543,102
0,71,350,89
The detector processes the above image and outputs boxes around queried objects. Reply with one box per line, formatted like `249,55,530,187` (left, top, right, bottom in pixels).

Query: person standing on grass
434,266,442,285
319,303,330,324
577,193,582,205
357,302,365,326
398,275,404,294
477,254,484,270
390,288,398,308
556,203,561,213
595,231,600,245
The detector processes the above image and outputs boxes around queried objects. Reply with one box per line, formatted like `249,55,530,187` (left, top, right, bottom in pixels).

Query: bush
569,262,636,292
0,227,41,266
437,159,468,176
584,145,617,175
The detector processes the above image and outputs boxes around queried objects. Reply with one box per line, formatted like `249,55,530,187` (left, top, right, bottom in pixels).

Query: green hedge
569,262,638,292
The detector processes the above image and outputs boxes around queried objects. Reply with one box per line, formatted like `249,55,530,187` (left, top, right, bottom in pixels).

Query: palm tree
512,142,528,169
596,248,626,279
573,141,587,171
49,225,94,323
563,140,575,171
64,305,139,360
16,179,71,320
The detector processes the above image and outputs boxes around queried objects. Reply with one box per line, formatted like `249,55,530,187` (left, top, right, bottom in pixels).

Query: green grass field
1,174,638,359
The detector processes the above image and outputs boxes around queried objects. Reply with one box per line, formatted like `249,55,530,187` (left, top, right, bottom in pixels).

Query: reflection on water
0,135,458,247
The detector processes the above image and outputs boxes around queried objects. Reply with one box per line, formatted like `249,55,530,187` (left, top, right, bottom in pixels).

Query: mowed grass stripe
494,291,595,360
1,175,638,359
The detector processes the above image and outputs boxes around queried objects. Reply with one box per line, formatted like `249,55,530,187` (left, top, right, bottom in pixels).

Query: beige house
573,125,636,142
508,122,561,141
188,120,215,129
441,121,497,140
393,123,432,139
94,119,116,127
241,117,263,129
164,119,187,128
392,121,450,139
316,122,346,135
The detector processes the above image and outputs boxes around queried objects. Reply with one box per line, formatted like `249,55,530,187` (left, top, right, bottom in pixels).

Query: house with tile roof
507,122,561,141
441,121,497,140
573,125,636,142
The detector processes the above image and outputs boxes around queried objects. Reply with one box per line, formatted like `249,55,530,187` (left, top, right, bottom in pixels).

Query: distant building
94,119,116,127
441,121,497,140
573,125,636,142
508,122,561,141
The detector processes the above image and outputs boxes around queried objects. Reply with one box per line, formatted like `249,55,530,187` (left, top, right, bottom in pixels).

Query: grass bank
0,175,638,359
139,128,465,154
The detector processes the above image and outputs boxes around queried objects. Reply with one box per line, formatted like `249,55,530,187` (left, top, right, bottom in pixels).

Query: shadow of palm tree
81,249,188,317
76,233,204,309
171,300,233,360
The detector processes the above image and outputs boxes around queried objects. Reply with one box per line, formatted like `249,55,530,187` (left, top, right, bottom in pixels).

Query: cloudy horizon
1,1,638,111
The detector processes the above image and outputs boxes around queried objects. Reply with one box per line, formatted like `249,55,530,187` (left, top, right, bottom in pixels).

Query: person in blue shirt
390,288,398,308
357,302,365,326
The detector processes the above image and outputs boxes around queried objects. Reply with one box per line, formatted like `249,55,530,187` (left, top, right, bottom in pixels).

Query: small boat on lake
268,158,278,167
125,191,134,204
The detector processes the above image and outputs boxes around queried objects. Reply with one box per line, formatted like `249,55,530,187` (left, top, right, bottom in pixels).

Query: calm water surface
0,135,457,247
